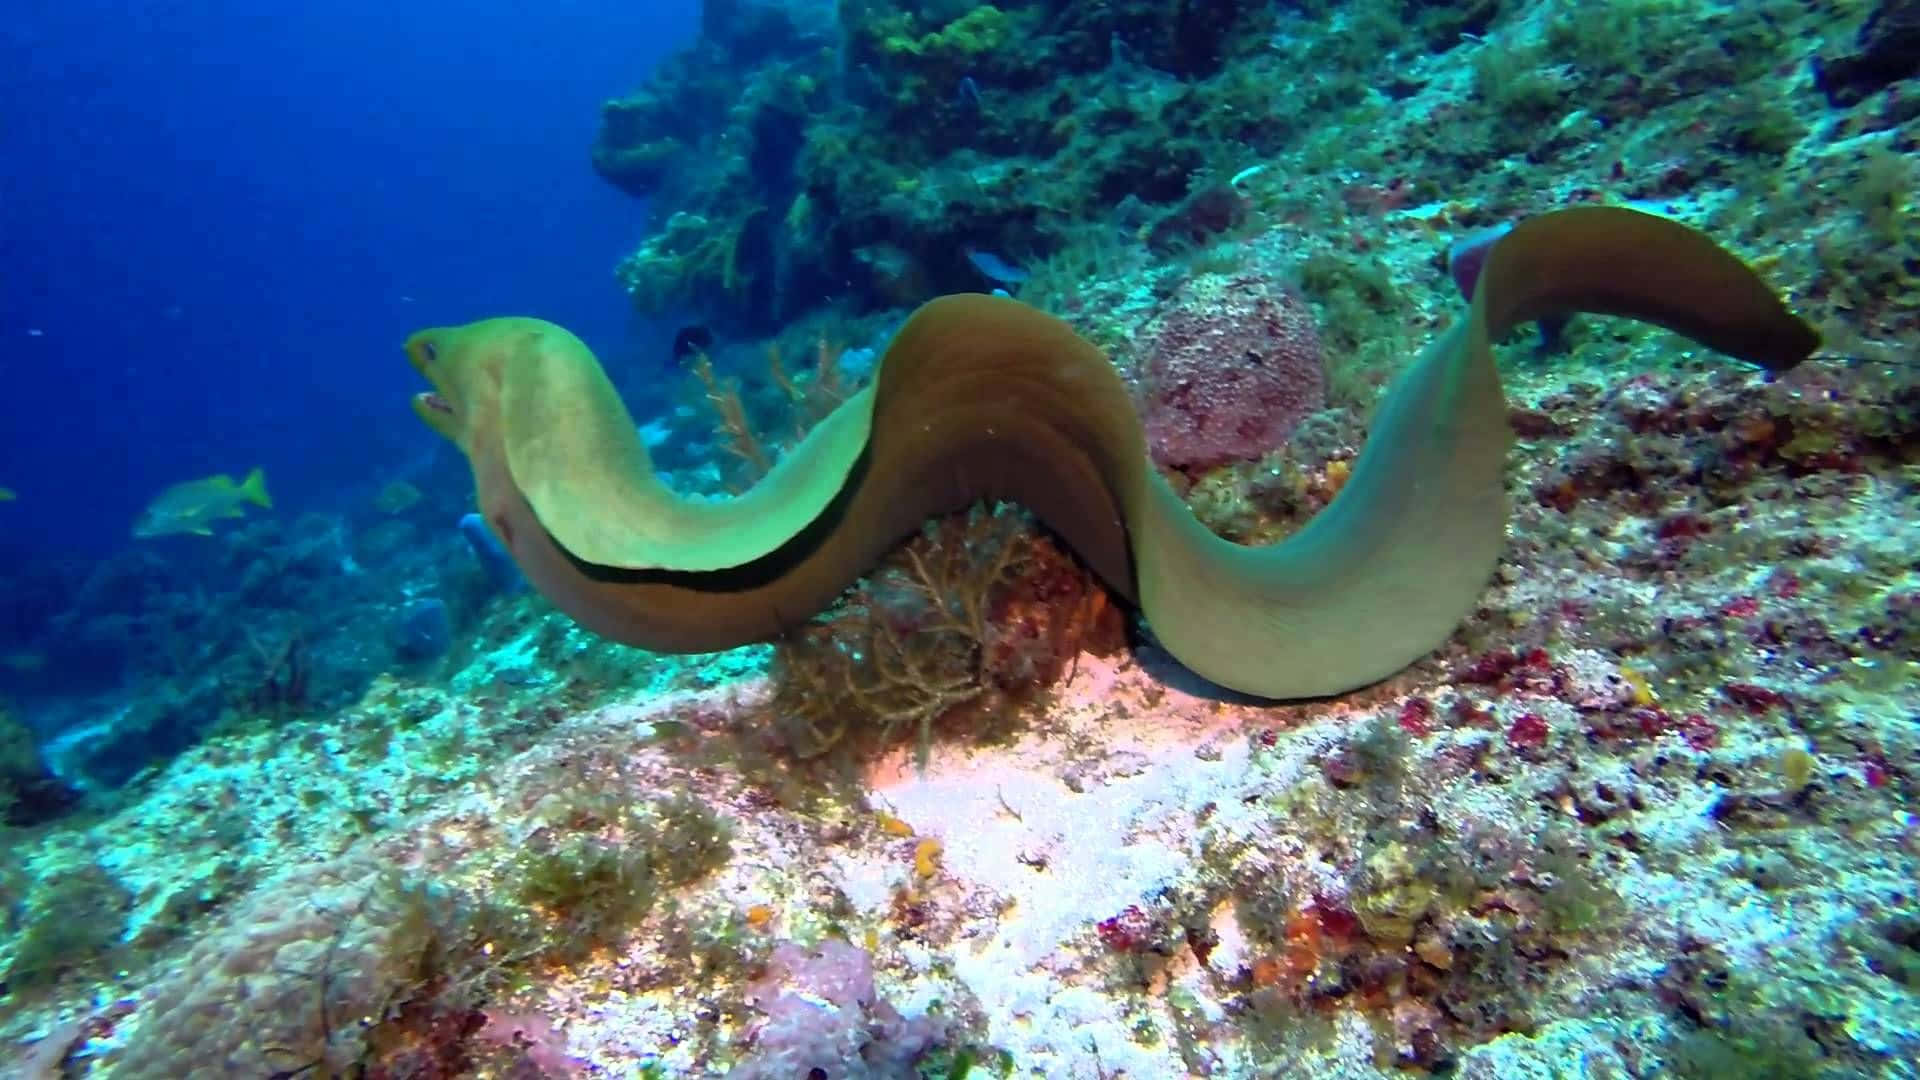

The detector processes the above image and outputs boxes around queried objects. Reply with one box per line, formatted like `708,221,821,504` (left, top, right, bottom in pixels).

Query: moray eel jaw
406,330,463,445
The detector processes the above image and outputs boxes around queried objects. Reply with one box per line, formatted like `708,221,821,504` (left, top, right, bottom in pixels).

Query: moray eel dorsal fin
408,207,1818,699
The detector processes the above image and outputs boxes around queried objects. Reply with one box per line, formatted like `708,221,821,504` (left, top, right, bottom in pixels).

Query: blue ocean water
0,1,692,567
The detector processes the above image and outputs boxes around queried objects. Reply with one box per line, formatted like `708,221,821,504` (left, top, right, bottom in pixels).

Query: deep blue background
0,1,694,564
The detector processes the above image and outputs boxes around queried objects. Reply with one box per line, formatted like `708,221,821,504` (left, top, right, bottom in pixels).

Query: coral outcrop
596,0,1294,328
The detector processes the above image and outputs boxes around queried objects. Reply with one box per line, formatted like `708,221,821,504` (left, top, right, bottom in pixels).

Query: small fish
965,248,1029,286
0,487,14,501
133,467,271,538
672,324,714,362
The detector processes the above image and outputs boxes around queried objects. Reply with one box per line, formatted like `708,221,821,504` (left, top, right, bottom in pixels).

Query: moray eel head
407,327,466,445
405,322,500,449
406,316,562,456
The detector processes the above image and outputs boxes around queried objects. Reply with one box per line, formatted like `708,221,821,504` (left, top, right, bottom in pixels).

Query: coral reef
1814,0,1920,106
596,0,1296,327
3,0,1918,1076
0,707,77,827
769,503,1125,765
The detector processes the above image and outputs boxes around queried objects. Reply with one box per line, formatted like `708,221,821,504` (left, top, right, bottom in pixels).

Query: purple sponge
1447,220,1569,350
727,939,945,1079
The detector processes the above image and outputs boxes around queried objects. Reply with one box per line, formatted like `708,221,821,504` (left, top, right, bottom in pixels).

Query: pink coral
475,1008,585,1077
728,939,945,1079
1137,274,1325,470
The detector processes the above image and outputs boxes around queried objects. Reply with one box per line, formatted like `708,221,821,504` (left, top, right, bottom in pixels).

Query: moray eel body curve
408,207,1818,699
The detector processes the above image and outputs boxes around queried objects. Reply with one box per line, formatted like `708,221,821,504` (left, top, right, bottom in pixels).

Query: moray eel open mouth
406,335,461,441
404,207,1819,700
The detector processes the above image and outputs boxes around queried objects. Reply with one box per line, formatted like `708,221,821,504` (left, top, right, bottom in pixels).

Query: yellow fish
134,468,271,538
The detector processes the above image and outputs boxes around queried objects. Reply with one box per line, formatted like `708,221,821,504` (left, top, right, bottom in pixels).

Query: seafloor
4,0,1919,1077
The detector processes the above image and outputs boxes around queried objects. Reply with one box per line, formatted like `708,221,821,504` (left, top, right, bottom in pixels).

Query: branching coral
686,335,857,492
769,503,1123,764
688,352,774,483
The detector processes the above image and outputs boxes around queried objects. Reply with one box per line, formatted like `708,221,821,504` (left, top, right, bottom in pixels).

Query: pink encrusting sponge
1137,274,1326,470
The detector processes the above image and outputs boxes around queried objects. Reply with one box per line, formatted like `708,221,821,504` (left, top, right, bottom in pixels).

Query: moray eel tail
407,207,1817,699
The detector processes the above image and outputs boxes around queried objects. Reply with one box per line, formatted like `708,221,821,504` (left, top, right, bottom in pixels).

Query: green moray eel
407,207,1818,699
